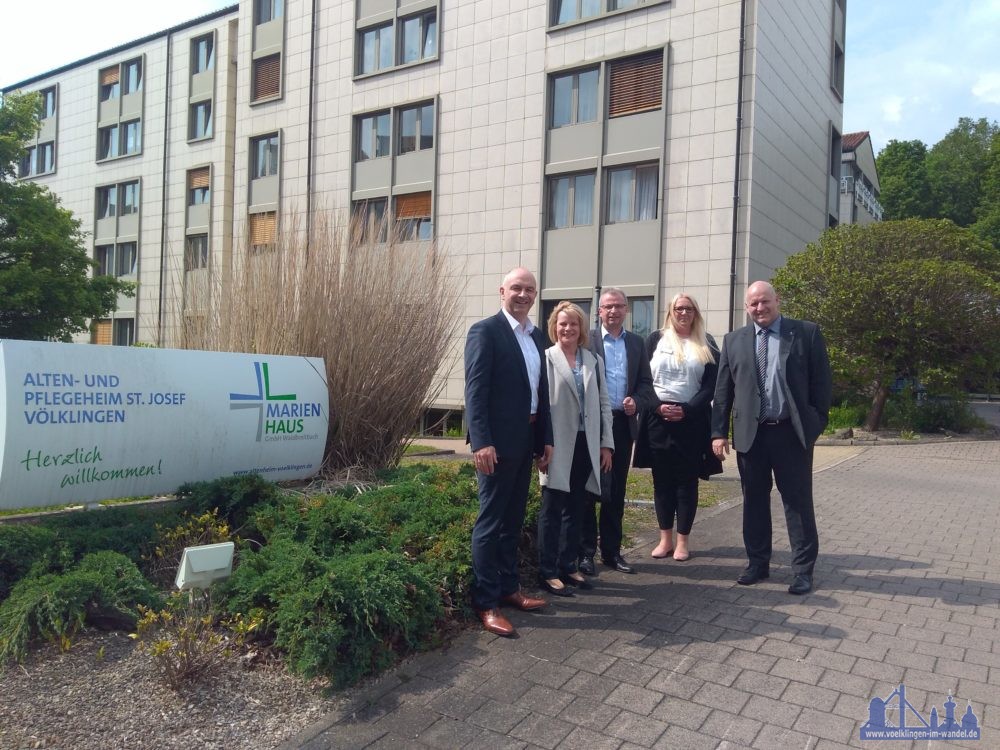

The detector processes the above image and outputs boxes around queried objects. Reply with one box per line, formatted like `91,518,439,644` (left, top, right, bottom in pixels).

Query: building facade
4,0,845,413
839,130,882,225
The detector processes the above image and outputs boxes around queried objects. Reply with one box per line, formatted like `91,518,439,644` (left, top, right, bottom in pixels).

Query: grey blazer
539,346,615,494
711,316,833,452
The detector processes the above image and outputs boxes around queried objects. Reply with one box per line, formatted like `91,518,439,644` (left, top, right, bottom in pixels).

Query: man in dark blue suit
712,281,832,595
581,287,657,575
465,267,554,636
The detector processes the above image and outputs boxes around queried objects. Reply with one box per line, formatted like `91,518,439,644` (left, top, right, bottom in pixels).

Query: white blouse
650,336,706,404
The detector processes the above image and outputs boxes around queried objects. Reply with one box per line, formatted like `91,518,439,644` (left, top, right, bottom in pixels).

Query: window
629,297,654,340
400,11,436,64
188,167,210,205
608,52,663,118
98,125,119,159
37,142,54,173
252,54,281,101
120,182,140,215
255,0,283,24
357,112,390,161
97,186,117,219
548,173,595,229
399,102,434,154
92,319,112,345
554,0,600,25
116,242,137,277
40,87,56,119
249,211,277,251
19,147,36,177
113,318,135,346
95,245,114,276
395,192,433,241
551,68,598,128
192,34,214,73
99,66,120,101
607,164,658,223
251,133,279,178
185,234,209,270
353,199,387,244
122,120,141,155
358,24,394,74
831,0,846,97
610,0,639,8
123,59,142,95
189,101,213,139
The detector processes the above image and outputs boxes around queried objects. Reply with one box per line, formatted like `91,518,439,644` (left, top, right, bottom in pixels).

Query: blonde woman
537,302,614,595
634,294,719,561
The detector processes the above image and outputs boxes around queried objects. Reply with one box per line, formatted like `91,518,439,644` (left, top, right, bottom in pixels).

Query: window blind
608,53,663,118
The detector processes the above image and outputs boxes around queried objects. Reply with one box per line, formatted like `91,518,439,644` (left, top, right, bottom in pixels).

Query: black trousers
736,420,818,575
650,459,698,534
470,442,534,610
538,432,591,579
580,411,631,560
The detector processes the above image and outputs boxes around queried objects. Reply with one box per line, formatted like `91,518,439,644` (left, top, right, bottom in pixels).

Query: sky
2,0,999,156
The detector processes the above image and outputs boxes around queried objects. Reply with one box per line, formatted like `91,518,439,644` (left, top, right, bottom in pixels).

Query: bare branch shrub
180,211,461,476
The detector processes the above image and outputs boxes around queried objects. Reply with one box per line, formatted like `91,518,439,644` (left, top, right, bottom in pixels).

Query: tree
876,139,933,220
926,117,999,227
971,131,1000,250
0,92,132,341
774,220,1000,430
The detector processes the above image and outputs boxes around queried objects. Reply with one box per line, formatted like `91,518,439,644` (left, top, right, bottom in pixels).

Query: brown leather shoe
500,590,546,611
477,608,515,636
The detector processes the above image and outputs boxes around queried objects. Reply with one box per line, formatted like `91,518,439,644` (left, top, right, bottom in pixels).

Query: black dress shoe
788,574,813,595
560,574,593,590
538,577,574,597
578,556,596,576
602,555,635,574
736,566,769,585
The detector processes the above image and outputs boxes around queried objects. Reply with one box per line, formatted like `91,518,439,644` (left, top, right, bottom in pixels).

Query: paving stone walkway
284,441,1000,750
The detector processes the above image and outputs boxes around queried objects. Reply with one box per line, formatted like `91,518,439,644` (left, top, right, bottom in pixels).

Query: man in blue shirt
582,287,657,574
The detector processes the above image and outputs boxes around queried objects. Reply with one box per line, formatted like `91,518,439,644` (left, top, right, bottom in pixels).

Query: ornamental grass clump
174,210,462,476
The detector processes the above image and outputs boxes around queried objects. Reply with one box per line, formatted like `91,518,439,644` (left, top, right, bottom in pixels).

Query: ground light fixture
175,541,235,590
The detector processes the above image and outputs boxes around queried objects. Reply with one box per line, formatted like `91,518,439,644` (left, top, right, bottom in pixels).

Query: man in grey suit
711,281,832,595
580,287,657,575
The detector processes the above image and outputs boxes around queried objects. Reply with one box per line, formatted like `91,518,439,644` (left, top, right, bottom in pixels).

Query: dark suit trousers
580,411,631,560
736,421,818,575
471,443,534,610
538,432,591,579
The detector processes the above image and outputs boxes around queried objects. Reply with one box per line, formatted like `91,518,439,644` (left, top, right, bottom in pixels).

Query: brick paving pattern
284,441,1000,749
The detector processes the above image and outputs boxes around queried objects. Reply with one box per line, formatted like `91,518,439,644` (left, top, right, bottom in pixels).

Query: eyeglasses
601,304,626,311
673,306,695,314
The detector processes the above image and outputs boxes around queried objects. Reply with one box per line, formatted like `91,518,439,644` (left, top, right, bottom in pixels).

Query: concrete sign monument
0,340,329,510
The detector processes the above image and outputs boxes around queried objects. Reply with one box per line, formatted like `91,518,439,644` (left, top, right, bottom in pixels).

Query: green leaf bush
0,551,160,663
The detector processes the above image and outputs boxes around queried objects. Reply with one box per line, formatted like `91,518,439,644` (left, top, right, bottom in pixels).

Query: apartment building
4,0,845,413
839,130,882,225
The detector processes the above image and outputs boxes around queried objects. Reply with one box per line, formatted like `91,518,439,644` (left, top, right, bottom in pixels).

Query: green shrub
176,474,283,533
145,509,233,586
0,551,160,663
0,525,60,601
885,390,986,433
224,542,442,687
825,401,867,432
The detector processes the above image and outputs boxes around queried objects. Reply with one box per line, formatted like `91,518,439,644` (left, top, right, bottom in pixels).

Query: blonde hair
547,301,589,348
661,293,715,365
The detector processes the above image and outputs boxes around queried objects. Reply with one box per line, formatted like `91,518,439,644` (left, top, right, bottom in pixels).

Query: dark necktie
756,328,769,421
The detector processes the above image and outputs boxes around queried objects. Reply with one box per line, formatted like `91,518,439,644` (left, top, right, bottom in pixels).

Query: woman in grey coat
537,301,614,596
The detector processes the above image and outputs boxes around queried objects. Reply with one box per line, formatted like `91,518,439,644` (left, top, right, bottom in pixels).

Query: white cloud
881,96,904,124
972,72,1000,105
